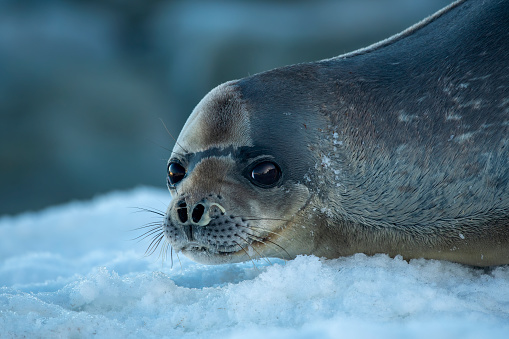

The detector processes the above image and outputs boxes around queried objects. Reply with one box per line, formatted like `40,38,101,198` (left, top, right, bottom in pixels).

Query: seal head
164,80,322,264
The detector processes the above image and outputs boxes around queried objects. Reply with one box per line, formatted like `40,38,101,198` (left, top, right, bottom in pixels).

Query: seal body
163,0,509,266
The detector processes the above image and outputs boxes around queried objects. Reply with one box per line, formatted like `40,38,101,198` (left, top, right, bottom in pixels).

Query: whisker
144,236,161,256
236,233,272,265
159,118,189,153
231,215,291,222
233,241,259,271
168,243,173,268
130,222,163,231
145,232,164,256
158,238,172,267
133,227,164,242
242,225,292,243
175,251,183,271
165,242,174,268
243,232,287,260
239,225,292,259
130,207,166,217
247,232,292,259
147,138,173,153
131,206,166,214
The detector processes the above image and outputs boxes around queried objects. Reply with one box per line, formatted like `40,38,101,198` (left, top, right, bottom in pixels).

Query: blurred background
0,0,451,216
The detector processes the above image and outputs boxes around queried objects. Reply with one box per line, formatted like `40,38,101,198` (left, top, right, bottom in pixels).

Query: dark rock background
0,0,451,215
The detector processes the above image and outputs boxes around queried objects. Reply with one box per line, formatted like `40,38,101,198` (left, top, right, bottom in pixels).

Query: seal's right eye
168,162,186,186
250,161,281,187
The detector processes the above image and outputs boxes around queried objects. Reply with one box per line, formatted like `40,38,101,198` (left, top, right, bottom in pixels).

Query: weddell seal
159,0,509,266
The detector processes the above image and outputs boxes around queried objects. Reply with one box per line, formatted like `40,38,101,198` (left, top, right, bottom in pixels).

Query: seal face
162,0,509,266
163,83,316,264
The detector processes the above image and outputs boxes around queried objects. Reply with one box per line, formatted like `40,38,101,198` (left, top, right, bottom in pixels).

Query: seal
161,0,509,266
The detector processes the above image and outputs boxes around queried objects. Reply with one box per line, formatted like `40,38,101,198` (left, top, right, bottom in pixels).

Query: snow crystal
321,155,331,168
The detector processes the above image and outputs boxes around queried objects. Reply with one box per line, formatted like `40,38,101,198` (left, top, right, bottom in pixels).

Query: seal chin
179,241,238,255
180,243,251,265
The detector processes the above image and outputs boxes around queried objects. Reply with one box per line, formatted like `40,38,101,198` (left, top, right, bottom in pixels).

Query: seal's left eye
168,162,186,186
250,161,281,187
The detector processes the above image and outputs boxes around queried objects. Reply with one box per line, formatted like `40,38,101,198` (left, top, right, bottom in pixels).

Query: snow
1,187,509,338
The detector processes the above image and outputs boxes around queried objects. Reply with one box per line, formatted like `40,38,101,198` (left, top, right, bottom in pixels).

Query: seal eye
168,162,186,186
250,161,281,187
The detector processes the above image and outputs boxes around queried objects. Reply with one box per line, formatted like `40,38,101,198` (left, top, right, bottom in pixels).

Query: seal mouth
166,211,273,256
180,241,251,256
164,207,292,263
181,242,208,253
179,243,248,261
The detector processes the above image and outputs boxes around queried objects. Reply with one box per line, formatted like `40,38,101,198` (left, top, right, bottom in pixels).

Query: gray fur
164,0,509,266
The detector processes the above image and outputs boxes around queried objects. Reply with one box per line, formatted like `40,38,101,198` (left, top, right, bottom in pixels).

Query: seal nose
188,201,226,226
177,201,188,223
191,203,205,224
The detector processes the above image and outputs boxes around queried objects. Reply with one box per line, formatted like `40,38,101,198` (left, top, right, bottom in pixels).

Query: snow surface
1,187,509,338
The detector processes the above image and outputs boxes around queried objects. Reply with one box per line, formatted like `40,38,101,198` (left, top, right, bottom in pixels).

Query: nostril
177,201,188,223
192,203,205,224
